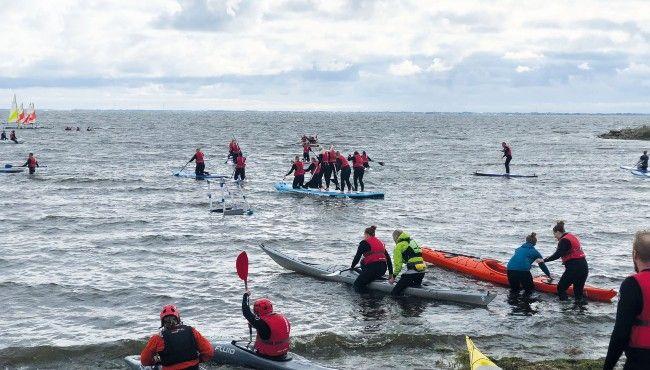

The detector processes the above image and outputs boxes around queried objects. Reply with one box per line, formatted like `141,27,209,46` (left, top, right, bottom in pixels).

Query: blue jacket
507,242,548,274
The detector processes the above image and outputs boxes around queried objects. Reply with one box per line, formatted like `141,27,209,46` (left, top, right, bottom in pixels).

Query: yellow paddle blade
466,336,501,370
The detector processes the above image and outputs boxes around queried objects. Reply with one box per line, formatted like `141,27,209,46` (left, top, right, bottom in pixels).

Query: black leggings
504,156,512,174
323,164,339,189
557,258,589,301
234,168,245,181
391,272,425,296
305,173,322,188
340,167,352,192
353,262,387,293
195,162,205,176
292,175,304,189
507,270,535,296
353,167,365,191
303,152,310,161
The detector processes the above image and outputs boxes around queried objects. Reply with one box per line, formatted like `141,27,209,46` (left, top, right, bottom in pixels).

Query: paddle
177,160,191,175
324,267,355,277
236,251,253,342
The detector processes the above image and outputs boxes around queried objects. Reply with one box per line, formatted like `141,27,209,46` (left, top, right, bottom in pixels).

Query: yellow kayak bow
466,336,502,370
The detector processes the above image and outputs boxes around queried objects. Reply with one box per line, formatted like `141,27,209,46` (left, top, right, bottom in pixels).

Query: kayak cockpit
484,259,507,274
231,340,294,362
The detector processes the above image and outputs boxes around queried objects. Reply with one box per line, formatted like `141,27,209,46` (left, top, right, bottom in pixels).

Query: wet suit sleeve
351,241,370,268
140,335,163,366
189,154,197,162
305,163,315,173
531,248,551,277
242,293,271,339
285,164,296,177
191,328,215,362
604,277,643,370
543,238,571,263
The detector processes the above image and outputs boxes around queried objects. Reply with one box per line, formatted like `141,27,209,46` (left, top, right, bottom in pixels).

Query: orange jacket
140,327,214,370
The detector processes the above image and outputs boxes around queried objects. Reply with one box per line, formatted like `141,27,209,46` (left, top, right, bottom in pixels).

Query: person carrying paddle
637,150,648,172
544,221,589,303
140,305,214,369
189,148,206,177
350,226,393,293
284,156,305,189
506,232,552,298
234,152,246,181
501,142,512,174
21,153,39,174
388,230,426,295
604,230,650,370
243,291,291,359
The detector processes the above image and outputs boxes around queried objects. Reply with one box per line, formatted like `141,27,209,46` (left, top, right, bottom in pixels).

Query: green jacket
392,232,426,276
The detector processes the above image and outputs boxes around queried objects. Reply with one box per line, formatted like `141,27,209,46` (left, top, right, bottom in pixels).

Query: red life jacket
328,150,336,163
194,151,204,164
362,153,369,164
322,152,330,163
311,162,321,175
27,157,37,168
630,270,650,349
560,233,586,264
338,155,350,169
236,156,246,169
303,144,310,153
294,161,305,176
503,146,512,157
230,143,241,154
352,154,364,168
254,313,291,357
362,236,387,265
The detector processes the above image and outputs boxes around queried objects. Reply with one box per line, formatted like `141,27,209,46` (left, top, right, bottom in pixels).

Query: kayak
620,166,650,178
261,244,497,307
173,171,227,180
124,340,334,370
466,336,501,370
274,182,384,199
474,171,537,178
0,139,23,144
421,248,617,302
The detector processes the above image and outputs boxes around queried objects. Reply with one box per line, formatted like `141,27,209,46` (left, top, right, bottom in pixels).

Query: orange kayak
422,247,617,302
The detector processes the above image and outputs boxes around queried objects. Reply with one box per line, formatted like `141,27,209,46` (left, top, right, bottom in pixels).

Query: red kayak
422,247,617,302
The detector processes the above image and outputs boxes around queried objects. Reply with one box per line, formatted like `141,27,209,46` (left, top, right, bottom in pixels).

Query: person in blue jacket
506,232,552,297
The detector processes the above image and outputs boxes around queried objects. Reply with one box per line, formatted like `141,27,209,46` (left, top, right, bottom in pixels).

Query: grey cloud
153,0,257,32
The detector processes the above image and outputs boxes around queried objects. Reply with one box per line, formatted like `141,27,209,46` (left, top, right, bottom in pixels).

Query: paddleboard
173,171,228,180
620,166,650,178
474,171,537,178
1,167,25,173
274,182,384,199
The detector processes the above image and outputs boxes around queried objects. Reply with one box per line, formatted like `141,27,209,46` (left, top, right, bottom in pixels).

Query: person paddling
10,130,18,144
506,232,552,299
1,130,6,140
337,151,352,193
349,151,365,192
544,221,589,303
140,305,214,369
234,152,246,181
242,290,291,359
189,148,206,177
350,226,393,293
284,155,305,189
637,150,648,172
388,230,426,296
303,157,322,189
604,230,650,370
362,151,372,168
501,142,512,174
21,153,39,174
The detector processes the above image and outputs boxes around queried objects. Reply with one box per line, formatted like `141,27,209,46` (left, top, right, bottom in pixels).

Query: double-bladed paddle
236,251,253,342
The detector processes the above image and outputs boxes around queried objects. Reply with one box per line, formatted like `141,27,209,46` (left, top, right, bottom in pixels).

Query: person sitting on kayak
1,130,6,140
604,230,650,370
303,157,322,189
350,225,393,293
234,152,246,181
637,150,648,172
361,151,372,168
336,151,352,193
10,130,18,144
388,230,426,295
243,290,291,359
21,153,39,174
506,232,552,299
544,221,589,303
140,305,214,369
501,142,512,174
189,148,206,177
229,139,242,163
284,156,305,189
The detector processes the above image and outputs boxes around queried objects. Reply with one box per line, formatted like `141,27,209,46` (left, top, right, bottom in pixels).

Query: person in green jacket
388,230,427,296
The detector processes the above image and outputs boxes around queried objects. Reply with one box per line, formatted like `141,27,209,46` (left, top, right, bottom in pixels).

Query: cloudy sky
1,0,650,112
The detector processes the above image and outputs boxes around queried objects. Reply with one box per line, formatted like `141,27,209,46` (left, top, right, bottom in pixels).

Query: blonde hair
634,230,650,262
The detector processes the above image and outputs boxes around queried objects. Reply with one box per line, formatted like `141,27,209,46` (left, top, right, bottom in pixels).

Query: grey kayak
260,244,497,307
124,340,334,370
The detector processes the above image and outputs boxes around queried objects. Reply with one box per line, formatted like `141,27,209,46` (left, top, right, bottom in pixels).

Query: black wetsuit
348,155,365,191
285,163,304,189
502,148,512,174
303,163,322,189
350,240,393,293
544,234,589,301
604,270,650,370
0,132,6,140
639,154,648,172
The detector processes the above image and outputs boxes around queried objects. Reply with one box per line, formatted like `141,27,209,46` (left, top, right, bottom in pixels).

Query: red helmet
160,304,180,321
253,298,273,316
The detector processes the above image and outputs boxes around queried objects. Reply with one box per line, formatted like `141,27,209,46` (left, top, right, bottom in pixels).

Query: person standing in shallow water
604,230,650,370
21,153,39,174
501,142,512,174
543,221,589,303
506,232,552,299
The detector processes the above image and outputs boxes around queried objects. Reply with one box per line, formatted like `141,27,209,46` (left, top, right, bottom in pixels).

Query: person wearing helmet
388,230,427,296
140,305,214,369
242,290,291,359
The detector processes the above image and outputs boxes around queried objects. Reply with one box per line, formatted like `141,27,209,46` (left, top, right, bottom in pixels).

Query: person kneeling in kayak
389,230,426,296
350,225,393,293
243,290,291,359
544,221,589,303
140,305,214,369
506,232,552,299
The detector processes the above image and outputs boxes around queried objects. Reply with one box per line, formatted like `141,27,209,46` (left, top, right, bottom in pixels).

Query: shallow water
1,111,648,369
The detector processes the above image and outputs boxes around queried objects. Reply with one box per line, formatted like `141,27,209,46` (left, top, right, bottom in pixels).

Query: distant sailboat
25,102,36,124
17,103,25,123
6,95,44,129
6,94,18,123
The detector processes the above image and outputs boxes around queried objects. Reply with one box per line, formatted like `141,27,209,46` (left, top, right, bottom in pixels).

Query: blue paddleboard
474,171,537,178
274,182,384,199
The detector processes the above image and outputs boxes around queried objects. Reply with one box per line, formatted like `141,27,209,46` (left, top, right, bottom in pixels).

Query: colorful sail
17,103,25,123
25,102,36,124
7,94,18,123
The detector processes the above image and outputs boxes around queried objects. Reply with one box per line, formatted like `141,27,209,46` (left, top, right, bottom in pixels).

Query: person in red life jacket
140,305,214,370
320,149,339,191
242,290,291,359
501,142,512,174
189,148,206,178
10,130,18,143
302,143,312,161
336,151,352,193
543,221,589,303
229,139,242,163
234,153,246,181
303,157,322,189
604,230,650,370
361,151,372,168
21,153,39,174
348,151,365,192
350,225,393,293
284,155,305,189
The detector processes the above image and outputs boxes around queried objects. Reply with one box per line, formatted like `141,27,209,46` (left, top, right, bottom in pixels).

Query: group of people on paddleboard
185,139,247,181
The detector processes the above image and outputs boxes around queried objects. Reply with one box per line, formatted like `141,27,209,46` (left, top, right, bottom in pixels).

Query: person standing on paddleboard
337,151,352,193
302,142,312,161
229,139,241,163
544,221,589,303
189,148,206,177
501,142,512,174
321,148,339,191
637,150,648,172
284,155,305,189
349,151,365,192
21,153,39,174
140,305,214,369
350,226,393,293
234,152,246,181
361,151,372,168
389,230,426,295
604,230,650,370
506,232,552,299
242,290,291,359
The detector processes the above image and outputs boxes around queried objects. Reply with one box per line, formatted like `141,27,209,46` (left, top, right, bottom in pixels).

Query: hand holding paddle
236,251,253,342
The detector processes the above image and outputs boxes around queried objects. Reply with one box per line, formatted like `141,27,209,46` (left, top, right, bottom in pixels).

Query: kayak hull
274,182,384,199
173,171,228,180
620,166,650,178
474,171,537,178
261,244,496,307
466,336,501,370
422,248,617,302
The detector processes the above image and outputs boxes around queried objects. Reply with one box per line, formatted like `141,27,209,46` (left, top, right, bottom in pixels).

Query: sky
1,0,650,112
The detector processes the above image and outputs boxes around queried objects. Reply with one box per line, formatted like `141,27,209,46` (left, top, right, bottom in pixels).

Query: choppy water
1,111,648,369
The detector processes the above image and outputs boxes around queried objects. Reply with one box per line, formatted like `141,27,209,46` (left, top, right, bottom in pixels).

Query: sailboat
6,94,18,124
23,103,36,124
6,95,43,129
